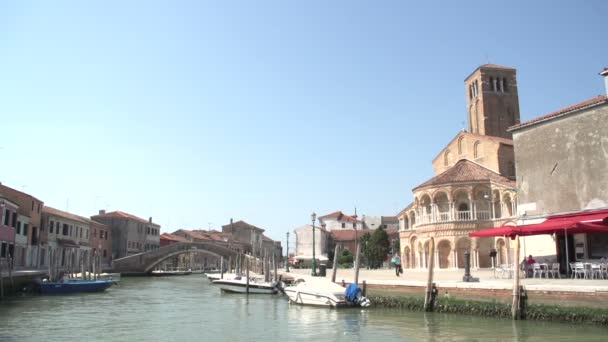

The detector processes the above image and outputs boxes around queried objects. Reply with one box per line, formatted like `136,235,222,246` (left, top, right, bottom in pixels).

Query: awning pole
565,228,570,278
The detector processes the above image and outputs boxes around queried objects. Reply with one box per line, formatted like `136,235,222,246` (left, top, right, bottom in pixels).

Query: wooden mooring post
331,245,340,283
273,252,277,282
246,256,250,294
0,257,4,300
424,237,436,312
220,257,224,280
511,236,521,320
354,240,361,285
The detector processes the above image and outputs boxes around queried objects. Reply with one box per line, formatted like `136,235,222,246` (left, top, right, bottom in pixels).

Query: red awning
469,209,608,238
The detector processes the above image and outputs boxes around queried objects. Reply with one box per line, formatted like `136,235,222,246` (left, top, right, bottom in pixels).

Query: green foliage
361,228,390,269
367,293,608,326
338,249,353,267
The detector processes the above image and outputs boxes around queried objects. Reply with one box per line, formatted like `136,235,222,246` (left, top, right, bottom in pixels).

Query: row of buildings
396,64,608,271
0,184,161,271
159,220,283,269
0,183,284,272
292,211,400,265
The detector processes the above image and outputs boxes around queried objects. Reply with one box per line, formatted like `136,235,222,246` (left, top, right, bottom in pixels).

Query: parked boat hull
39,280,114,295
151,270,193,276
284,288,347,307
212,279,277,294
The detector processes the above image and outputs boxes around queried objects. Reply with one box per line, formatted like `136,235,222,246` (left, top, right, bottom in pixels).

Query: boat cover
345,284,362,303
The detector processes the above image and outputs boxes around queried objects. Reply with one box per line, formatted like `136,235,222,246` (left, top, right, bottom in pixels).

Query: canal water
0,276,606,341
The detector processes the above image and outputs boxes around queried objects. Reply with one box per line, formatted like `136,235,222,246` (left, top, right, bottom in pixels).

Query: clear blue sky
1,1,606,243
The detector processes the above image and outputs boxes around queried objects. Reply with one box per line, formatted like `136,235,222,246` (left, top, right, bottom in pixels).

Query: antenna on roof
354,206,357,217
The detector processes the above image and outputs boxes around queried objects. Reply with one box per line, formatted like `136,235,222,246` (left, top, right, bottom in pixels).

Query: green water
0,276,605,341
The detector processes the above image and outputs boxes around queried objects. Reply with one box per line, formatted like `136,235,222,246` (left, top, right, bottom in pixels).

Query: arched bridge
112,242,238,274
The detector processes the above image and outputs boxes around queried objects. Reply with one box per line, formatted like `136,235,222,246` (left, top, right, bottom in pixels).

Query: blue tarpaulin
345,283,362,303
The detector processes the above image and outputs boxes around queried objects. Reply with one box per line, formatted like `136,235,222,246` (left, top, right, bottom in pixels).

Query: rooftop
91,210,155,225
413,159,515,191
510,95,608,131
43,206,89,224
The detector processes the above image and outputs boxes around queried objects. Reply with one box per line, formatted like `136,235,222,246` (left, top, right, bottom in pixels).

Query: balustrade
410,206,516,227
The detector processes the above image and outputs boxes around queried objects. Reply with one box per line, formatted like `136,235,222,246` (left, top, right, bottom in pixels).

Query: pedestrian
392,254,402,277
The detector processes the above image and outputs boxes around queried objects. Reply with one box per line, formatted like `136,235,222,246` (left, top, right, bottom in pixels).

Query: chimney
149,217,153,223
601,68,608,95
99,209,106,215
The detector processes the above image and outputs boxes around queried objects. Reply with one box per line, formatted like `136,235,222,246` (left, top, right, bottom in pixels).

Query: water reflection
0,277,606,342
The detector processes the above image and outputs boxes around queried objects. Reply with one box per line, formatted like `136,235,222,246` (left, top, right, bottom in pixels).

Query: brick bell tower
464,64,521,139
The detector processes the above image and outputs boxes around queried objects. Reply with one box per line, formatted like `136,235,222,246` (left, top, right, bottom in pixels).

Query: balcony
401,203,516,230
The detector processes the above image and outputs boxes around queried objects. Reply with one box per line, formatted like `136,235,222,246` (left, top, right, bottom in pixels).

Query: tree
338,249,354,267
360,228,390,269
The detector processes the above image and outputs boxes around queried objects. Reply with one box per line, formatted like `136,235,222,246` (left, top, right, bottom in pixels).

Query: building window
94,229,97,238
11,212,16,228
341,223,345,228
4,209,10,225
63,224,69,236
50,223,54,234
31,201,34,211
23,224,28,236
474,141,481,159
352,223,356,228
103,249,107,258
16,222,21,234
86,230,89,239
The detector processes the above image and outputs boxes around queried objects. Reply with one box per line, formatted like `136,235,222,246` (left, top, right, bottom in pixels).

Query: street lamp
286,232,290,272
311,212,317,276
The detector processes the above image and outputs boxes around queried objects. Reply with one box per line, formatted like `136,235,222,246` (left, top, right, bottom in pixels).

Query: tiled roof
413,159,515,190
0,183,43,203
177,229,231,242
382,216,399,222
43,206,89,224
91,211,152,224
160,233,190,243
330,229,367,242
262,234,274,242
318,211,360,223
398,202,414,217
510,95,608,131
221,220,264,232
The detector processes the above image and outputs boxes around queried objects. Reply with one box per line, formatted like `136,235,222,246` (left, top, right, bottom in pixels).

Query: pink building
0,197,18,258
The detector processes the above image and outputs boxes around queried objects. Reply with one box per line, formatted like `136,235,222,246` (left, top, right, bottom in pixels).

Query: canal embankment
284,268,608,325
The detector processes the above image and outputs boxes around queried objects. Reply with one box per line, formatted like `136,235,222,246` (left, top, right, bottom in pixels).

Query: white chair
548,263,560,279
600,264,608,280
572,262,585,279
532,263,544,278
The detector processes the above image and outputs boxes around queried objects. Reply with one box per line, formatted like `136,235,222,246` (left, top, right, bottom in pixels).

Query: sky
1,1,607,244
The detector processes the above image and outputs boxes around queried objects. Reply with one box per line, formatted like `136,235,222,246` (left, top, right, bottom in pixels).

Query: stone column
453,249,458,268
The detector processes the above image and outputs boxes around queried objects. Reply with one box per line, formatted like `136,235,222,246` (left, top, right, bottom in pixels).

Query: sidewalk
284,267,608,293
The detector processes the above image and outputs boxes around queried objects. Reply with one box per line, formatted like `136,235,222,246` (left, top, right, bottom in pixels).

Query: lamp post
311,212,317,277
286,232,290,272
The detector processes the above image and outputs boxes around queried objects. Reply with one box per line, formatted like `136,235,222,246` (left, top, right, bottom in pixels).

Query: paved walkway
283,268,608,293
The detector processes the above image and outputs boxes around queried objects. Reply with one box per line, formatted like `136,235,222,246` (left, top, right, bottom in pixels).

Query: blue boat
39,279,114,295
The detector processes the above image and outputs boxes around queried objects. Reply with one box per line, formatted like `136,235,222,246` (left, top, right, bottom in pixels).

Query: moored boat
284,280,370,308
151,269,193,276
39,279,114,295
212,277,280,294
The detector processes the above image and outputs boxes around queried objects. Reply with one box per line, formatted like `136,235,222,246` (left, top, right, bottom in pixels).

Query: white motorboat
205,273,237,282
212,276,279,294
284,279,370,308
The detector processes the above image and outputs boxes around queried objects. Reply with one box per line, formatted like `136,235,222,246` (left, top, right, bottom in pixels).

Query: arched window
444,150,451,166
489,77,494,92
458,136,465,155
474,141,481,159
503,77,508,92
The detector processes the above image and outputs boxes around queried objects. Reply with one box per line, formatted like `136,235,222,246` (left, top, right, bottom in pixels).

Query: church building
398,64,521,270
